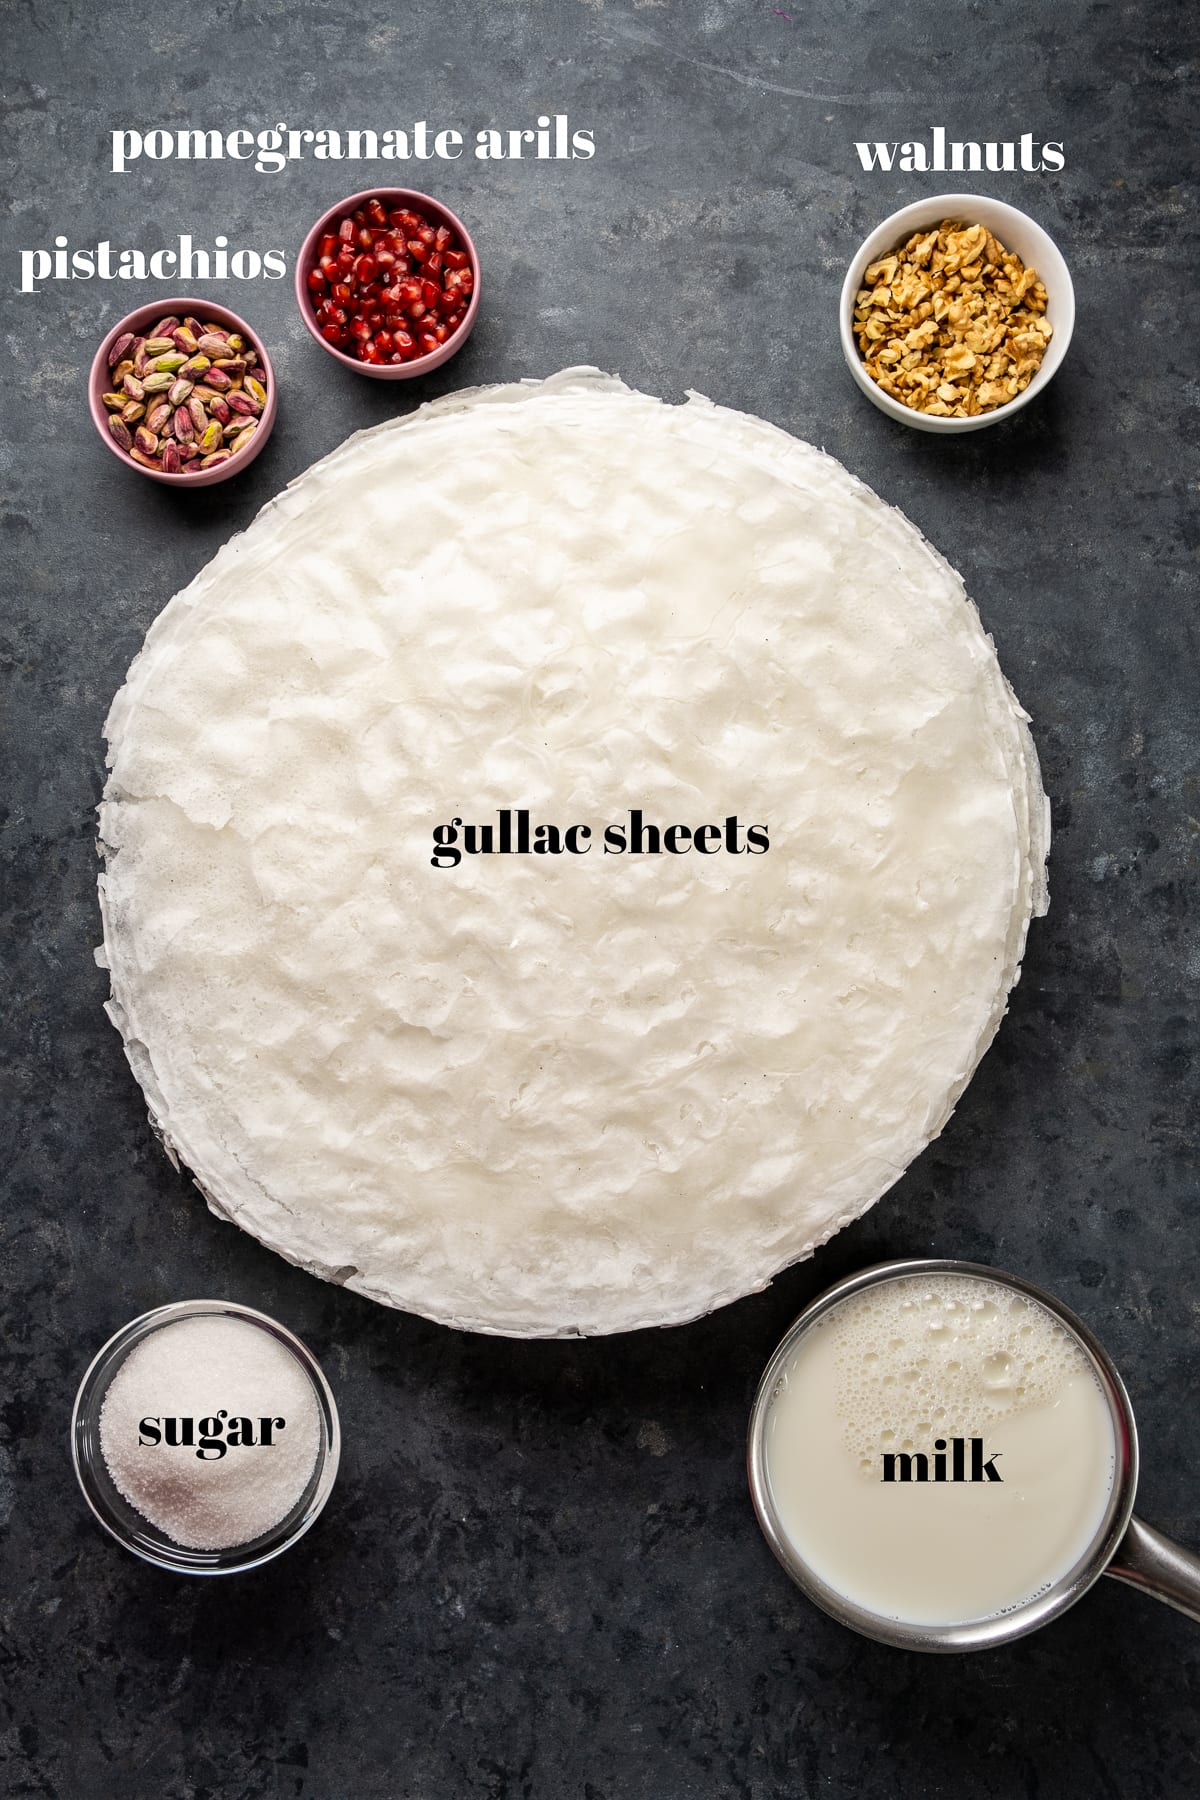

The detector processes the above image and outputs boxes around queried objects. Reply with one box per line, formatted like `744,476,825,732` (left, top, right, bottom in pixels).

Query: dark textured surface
2,2,1199,1795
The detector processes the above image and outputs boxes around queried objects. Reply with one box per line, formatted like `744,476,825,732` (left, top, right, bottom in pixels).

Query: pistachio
97,315,265,476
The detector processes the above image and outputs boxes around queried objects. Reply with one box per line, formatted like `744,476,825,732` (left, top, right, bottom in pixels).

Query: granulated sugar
99,1314,321,1550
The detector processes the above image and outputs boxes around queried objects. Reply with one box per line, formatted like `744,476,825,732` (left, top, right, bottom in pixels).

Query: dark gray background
3,2,1198,1796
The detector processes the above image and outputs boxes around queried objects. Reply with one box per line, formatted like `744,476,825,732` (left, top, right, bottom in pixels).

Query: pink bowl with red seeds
296,188,480,379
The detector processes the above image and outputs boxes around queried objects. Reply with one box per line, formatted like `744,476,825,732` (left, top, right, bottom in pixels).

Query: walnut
852,220,1052,418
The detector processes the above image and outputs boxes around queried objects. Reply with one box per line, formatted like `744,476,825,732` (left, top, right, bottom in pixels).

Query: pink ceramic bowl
89,298,277,487
295,187,480,379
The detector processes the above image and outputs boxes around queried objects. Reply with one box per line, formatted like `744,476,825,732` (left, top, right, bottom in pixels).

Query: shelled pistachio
98,314,269,476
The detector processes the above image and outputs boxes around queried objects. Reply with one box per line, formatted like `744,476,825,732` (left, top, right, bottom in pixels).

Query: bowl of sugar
72,1299,340,1574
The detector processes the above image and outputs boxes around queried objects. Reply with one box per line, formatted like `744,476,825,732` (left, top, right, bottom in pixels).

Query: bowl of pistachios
89,298,276,485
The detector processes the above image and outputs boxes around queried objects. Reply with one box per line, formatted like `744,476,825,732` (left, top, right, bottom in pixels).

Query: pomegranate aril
308,195,471,366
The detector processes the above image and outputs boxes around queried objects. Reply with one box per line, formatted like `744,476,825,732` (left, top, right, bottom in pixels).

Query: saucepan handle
1106,1515,1200,1624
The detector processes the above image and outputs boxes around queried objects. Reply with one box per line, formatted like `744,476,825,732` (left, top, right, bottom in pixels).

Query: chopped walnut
853,221,1052,419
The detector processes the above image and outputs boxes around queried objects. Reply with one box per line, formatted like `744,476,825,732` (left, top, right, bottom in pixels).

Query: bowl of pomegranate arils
296,188,480,379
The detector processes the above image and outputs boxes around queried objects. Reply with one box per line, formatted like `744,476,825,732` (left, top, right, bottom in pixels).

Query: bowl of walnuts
840,194,1075,433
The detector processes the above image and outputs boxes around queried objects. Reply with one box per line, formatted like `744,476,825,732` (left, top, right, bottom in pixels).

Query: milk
763,1274,1116,1627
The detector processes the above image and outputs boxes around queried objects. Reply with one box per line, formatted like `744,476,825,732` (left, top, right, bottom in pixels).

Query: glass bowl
71,1299,340,1574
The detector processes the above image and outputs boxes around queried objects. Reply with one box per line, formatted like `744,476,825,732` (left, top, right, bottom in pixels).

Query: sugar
99,1315,321,1551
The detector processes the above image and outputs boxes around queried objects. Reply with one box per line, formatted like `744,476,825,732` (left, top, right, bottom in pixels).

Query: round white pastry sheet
98,369,1048,1336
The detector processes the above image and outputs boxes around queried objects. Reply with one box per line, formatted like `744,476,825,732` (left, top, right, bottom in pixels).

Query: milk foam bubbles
763,1274,1117,1627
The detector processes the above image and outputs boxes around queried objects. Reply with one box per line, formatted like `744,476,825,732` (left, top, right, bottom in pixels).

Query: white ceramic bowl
839,193,1075,434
